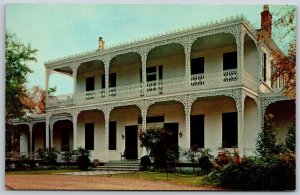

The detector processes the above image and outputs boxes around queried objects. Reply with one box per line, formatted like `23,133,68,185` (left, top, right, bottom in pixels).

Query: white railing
108,83,142,100
75,89,106,104
48,94,73,107
48,69,243,108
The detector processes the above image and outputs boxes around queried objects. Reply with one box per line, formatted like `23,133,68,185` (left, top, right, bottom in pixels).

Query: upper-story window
101,73,117,88
262,53,267,82
147,65,163,82
223,51,237,70
191,57,204,75
86,77,95,91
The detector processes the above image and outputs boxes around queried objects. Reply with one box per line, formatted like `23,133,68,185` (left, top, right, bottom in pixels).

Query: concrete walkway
58,170,137,176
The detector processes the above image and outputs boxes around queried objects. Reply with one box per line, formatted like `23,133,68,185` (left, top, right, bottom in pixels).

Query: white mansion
9,6,295,162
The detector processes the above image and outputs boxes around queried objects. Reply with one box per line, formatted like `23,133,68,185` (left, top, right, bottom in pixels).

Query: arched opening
49,66,73,95
191,96,237,154
147,100,185,154
110,105,141,160
243,96,258,155
13,124,30,154
265,100,295,141
32,122,46,151
146,43,185,95
53,120,73,151
77,60,105,100
190,33,237,88
244,34,259,79
77,109,104,161
109,52,141,98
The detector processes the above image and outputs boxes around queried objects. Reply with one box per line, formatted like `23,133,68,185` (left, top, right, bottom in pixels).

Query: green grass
6,169,80,175
110,171,216,188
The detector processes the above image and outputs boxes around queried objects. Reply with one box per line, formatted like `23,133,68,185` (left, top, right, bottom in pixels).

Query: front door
125,125,138,160
163,123,179,159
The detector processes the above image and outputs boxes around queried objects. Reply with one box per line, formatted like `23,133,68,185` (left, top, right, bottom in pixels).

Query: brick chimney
261,5,272,38
98,37,105,51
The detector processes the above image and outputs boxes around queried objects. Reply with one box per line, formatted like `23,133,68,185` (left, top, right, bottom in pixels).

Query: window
222,112,237,148
190,115,204,148
85,123,94,150
109,121,117,150
262,53,267,82
86,77,95,100
102,73,117,96
86,77,95,91
223,51,237,70
146,66,163,82
138,116,164,124
191,57,204,75
61,128,69,150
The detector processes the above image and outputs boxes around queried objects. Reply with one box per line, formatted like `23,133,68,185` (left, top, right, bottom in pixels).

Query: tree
261,6,296,98
5,33,38,121
5,33,37,152
20,85,46,114
256,114,286,157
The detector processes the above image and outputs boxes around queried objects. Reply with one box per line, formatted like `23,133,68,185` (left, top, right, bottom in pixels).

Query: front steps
91,161,141,172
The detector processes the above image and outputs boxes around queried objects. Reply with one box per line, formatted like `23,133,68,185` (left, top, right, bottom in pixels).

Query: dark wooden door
125,125,138,160
163,123,179,157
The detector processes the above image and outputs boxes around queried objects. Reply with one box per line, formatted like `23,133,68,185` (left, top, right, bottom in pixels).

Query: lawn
103,171,215,188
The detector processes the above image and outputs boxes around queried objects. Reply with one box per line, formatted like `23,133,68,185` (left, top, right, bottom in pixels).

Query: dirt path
6,174,219,191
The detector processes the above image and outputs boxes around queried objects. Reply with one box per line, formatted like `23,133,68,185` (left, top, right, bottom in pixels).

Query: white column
183,37,192,90
45,115,50,148
236,27,244,84
72,112,78,150
140,107,148,157
184,102,191,149
104,60,110,97
104,107,111,162
29,123,33,158
141,53,147,95
237,94,245,156
45,68,50,107
72,67,78,94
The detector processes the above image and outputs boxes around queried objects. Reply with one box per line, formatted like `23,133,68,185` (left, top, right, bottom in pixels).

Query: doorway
125,125,138,160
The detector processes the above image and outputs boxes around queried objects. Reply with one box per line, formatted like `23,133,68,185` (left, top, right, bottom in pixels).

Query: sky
5,2,295,95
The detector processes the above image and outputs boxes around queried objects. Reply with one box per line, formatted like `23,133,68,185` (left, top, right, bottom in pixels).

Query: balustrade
47,69,258,108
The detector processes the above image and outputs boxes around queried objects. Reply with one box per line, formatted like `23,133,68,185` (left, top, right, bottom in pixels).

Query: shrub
61,145,76,165
75,147,90,170
36,147,59,166
256,115,287,157
207,154,295,190
139,128,179,168
285,123,296,152
140,155,151,170
214,148,232,169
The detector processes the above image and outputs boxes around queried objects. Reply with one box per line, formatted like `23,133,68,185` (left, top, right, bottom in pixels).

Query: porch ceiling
192,33,236,51
147,43,184,61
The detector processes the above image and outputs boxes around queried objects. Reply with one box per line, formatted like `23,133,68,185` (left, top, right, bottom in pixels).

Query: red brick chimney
98,37,105,51
261,5,272,38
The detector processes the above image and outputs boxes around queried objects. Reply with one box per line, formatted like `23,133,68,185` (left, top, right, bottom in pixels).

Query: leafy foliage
20,85,46,114
5,33,37,122
139,128,179,168
36,148,59,166
75,147,91,170
256,115,286,157
140,155,151,170
61,145,76,164
208,154,295,190
285,123,296,152
260,6,296,98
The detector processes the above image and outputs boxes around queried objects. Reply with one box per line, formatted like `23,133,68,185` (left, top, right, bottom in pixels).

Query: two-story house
9,6,295,162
